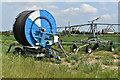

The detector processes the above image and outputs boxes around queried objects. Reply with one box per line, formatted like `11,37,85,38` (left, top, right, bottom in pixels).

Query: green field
61,36,120,43
0,35,120,78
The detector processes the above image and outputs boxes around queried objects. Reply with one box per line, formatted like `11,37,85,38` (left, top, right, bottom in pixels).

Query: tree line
60,30,120,36
0,30,13,36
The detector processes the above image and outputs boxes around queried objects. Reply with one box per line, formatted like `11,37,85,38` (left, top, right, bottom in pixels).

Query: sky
0,1,119,32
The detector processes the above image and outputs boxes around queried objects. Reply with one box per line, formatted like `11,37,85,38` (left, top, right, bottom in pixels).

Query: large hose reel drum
13,10,57,47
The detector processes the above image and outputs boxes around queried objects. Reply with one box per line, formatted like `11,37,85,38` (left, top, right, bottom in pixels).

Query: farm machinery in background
7,10,68,60
58,17,120,54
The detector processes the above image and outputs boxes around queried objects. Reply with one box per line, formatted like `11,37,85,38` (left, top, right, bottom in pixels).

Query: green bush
71,60,76,65
114,47,120,55
95,57,101,60
55,60,62,64
70,54,79,62
42,58,50,62
64,57,71,63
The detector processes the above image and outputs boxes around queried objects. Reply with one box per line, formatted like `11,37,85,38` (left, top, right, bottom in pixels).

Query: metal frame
57,18,120,53
7,42,68,59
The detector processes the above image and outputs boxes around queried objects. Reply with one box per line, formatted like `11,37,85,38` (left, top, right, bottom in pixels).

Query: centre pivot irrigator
8,10,67,60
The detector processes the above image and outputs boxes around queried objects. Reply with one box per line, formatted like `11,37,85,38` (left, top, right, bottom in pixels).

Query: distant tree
61,30,69,35
2,30,13,36
71,30,80,34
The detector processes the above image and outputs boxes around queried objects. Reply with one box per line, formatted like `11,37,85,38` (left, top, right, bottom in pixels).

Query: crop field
0,35,120,79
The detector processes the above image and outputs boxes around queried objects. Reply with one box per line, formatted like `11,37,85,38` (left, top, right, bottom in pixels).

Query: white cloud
61,4,98,14
62,7,79,12
91,14,112,23
80,4,98,14
25,5,43,10
24,4,58,11
46,5,58,9
101,14,111,19
101,7,108,11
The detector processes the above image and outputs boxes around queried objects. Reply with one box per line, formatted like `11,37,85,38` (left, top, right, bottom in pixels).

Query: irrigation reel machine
7,9,119,60
7,10,68,60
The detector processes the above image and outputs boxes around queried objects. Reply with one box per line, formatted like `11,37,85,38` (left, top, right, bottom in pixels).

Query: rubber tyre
13,10,34,46
86,46,92,54
110,45,115,52
93,43,99,50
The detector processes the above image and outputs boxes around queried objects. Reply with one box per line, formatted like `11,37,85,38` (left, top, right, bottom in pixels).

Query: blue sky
1,2,119,32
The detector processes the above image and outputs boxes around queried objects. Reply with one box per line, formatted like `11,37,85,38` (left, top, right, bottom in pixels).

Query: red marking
39,73,43,74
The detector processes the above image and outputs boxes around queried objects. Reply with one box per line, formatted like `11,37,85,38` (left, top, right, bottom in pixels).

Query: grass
61,36,87,42
61,35,120,43
1,35,15,41
2,52,119,78
1,35,120,78
101,60,114,65
100,36,120,43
